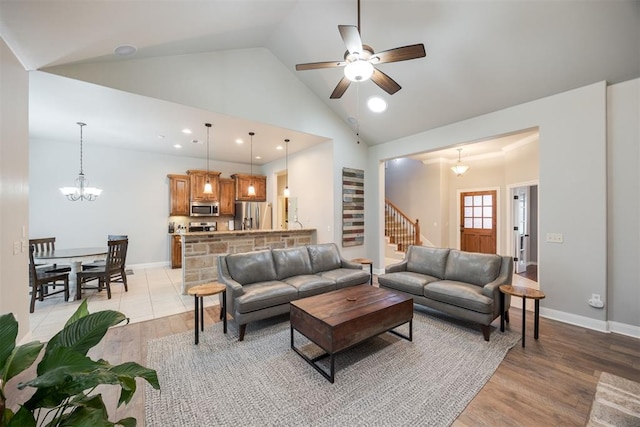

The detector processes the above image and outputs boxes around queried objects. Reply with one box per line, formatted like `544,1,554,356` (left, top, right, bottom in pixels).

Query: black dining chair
29,237,71,273
28,244,70,313
76,239,128,300
82,235,128,273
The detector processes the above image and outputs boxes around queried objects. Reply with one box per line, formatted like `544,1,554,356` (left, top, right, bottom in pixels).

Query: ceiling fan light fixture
344,60,374,82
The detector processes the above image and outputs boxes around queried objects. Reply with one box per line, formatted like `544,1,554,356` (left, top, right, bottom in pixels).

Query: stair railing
384,199,421,252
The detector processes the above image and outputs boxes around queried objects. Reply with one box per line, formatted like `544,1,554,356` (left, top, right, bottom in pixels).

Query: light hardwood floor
10,275,640,426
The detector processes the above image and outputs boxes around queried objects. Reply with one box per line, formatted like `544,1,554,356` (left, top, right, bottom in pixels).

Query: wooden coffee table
290,284,413,383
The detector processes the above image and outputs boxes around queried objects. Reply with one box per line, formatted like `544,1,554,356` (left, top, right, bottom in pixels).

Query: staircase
385,199,421,260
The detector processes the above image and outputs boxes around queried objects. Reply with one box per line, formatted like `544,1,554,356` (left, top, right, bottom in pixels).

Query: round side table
499,285,545,348
352,258,373,285
187,282,227,345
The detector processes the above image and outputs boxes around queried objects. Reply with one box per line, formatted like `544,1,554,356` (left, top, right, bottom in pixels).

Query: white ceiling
1,0,638,164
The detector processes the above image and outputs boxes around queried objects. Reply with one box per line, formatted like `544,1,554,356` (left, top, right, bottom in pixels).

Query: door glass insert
464,192,494,229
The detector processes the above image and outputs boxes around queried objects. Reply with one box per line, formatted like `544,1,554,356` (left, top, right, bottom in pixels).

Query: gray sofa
217,243,370,340
378,246,513,341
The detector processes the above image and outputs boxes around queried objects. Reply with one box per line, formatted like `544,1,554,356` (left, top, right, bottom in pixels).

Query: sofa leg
239,324,246,341
481,325,490,341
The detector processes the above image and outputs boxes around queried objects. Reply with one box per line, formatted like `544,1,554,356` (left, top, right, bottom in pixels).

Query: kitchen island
177,228,317,294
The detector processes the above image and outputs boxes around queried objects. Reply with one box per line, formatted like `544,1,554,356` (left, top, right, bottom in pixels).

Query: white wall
0,38,30,339
369,82,609,329
607,78,640,330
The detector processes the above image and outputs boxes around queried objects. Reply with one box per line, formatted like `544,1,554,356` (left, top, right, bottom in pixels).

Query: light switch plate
546,233,563,243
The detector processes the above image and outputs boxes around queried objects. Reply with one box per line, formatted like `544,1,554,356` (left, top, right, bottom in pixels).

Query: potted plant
0,300,159,426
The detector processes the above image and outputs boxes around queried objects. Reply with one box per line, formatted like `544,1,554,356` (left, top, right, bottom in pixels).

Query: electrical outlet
546,233,564,243
588,293,604,308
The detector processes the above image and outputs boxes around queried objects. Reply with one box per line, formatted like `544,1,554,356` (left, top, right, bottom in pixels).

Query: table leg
534,299,540,340
222,290,227,334
70,260,82,301
369,264,373,285
194,295,200,345
521,296,526,348
500,292,505,332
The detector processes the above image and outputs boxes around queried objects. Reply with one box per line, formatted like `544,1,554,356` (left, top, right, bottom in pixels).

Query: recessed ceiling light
276,146,283,150
173,144,182,149
192,139,200,144
113,44,137,56
367,97,387,113
256,156,262,160
235,139,244,144
182,128,192,134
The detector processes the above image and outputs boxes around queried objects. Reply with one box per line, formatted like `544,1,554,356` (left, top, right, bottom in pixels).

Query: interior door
460,190,497,254
512,187,530,274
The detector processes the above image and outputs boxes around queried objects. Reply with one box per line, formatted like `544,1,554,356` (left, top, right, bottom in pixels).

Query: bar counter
177,228,317,294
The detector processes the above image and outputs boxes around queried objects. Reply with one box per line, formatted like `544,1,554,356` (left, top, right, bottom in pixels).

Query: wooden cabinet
168,174,190,216
188,170,221,202
232,173,267,201
219,178,235,215
171,234,182,269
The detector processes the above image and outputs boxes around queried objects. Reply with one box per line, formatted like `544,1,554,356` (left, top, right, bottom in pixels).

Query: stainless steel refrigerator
234,202,272,230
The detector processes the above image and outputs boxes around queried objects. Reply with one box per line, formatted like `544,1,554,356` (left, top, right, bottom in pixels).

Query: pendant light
283,138,290,197
203,123,213,194
451,148,470,176
59,122,103,201
247,132,256,196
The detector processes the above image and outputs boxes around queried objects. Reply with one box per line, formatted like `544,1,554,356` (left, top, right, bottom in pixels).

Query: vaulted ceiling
1,0,638,164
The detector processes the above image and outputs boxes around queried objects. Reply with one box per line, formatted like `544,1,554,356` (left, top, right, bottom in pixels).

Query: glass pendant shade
344,60,374,82
203,122,213,194
247,185,256,196
451,148,469,176
60,122,102,201
248,131,255,197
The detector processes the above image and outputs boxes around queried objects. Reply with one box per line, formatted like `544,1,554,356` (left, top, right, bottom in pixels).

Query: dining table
34,247,107,300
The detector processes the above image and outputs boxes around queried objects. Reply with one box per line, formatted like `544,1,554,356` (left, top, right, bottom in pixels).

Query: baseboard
540,307,609,333
608,321,640,339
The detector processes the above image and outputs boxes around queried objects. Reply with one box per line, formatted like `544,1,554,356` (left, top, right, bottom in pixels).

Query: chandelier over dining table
59,122,103,201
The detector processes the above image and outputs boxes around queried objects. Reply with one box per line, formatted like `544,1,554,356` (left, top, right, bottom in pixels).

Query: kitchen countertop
170,228,316,236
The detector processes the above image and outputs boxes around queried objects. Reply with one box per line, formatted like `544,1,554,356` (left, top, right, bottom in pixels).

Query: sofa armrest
340,258,364,270
481,256,513,313
385,260,408,273
217,255,245,297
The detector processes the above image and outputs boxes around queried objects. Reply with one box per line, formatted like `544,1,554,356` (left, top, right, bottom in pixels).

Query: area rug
586,372,640,427
145,307,520,426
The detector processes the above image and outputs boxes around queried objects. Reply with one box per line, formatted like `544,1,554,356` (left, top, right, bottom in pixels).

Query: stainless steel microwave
190,201,219,217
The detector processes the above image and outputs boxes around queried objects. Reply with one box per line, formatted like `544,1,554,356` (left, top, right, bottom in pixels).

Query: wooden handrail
384,199,421,252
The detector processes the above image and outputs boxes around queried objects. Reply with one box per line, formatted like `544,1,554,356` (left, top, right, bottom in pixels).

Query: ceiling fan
295,0,426,99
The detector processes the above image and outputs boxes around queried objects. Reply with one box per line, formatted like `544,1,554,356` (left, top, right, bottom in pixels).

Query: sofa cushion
406,246,450,279
226,250,277,285
284,275,335,298
424,280,493,314
319,268,371,289
308,243,341,273
444,250,502,287
234,281,297,314
272,247,313,280
378,271,438,295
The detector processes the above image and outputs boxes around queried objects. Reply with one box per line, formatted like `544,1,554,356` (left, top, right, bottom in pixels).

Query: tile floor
28,266,221,342
29,264,539,342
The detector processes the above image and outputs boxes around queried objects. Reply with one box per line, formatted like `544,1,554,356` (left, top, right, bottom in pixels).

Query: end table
499,285,545,348
187,282,227,345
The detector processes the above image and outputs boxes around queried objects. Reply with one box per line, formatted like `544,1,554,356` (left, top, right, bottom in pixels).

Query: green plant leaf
110,362,160,390
63,299,90,328
51,394,113,427
6,405,36,427
2,341,44,385
115,417,137,427
0,313,18,373
44,310,127,360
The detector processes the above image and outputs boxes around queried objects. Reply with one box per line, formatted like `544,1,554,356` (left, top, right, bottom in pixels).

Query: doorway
459,190,497,254
510,184,538,282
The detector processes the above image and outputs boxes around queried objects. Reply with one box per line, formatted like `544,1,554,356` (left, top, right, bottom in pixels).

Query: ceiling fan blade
372,44,426,64
371,68,401,95
338,25,363,55
330,77,351,99
296,60,346,71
